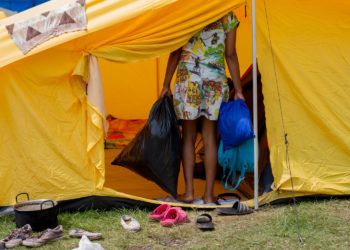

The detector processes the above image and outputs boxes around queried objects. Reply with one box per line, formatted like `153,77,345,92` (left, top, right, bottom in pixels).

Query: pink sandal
160,207,189,227
148,204,171,221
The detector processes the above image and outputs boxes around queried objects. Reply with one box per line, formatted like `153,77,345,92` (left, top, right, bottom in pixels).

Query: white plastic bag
72,235,105,250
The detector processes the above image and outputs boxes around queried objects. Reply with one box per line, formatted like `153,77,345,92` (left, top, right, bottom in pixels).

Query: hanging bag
218,99,254,150
112,96,181,197
218,138,254,190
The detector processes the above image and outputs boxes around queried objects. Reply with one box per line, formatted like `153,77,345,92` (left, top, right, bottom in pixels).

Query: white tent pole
252,0,259,210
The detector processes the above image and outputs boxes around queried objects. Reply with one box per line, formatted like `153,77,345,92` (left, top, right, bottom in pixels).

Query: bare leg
177,120,197,202
201,118,218,203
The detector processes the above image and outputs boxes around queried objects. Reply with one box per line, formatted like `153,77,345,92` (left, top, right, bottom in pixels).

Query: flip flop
69,229,102,240
215,200,253,215
160,207,189,227
192,198,218,206
120,215,141,232
149,204,171,221
217,193,241,205
154,196,181,203
196,214,214,231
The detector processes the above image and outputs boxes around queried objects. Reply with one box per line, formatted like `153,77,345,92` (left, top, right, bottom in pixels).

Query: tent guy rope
263,0,304,244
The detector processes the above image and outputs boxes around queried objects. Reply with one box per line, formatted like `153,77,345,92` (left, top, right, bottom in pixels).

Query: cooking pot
14,193,58,232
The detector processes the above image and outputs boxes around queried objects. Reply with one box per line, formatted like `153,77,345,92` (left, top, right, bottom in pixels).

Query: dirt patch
150,235,188,247
127,246,153,250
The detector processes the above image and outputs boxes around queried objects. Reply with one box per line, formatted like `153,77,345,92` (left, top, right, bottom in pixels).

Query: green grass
1,199,349,249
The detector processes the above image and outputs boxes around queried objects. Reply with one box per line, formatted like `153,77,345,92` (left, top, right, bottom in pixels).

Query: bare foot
176,193,194,203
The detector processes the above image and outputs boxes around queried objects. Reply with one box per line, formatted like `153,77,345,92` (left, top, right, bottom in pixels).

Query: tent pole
252,0,259,210
156,57,160,96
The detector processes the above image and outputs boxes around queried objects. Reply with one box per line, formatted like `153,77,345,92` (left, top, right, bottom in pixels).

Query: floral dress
174,12,239,121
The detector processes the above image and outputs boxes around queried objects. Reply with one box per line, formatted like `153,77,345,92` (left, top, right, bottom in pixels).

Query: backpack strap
223,165,237,190
228,164,248,190
218,141,239,190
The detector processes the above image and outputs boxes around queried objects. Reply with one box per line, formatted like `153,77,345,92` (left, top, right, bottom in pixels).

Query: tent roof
0,0,244,68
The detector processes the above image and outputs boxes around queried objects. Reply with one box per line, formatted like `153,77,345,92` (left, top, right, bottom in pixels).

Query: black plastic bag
112,96,181,197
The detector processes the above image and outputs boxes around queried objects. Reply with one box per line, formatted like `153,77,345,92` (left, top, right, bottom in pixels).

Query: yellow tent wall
100,58,159,119
0,0,349,207
257,0,350,195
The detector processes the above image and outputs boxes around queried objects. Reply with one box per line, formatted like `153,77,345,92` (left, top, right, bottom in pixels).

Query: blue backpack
218,138,254,190
218,99,254,150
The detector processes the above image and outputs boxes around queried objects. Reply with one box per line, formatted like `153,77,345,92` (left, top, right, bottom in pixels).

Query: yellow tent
0,0,349,208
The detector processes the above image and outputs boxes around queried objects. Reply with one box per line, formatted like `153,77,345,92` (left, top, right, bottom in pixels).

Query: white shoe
120,215,140,232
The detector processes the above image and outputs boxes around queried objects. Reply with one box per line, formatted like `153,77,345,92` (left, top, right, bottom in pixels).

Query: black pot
14,193,58,232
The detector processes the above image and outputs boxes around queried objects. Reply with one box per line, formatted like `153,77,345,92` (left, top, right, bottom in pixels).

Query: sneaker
22,225,63,247
69,228,102,240
1,224,32,249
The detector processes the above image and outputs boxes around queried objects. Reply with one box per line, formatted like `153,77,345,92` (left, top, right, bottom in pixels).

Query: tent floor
104,149,250,201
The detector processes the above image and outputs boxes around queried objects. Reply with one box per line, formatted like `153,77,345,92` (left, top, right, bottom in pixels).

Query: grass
0,198,349,249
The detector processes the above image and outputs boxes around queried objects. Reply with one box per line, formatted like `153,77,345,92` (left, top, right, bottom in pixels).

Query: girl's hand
160,86,172,98
234,91,245,100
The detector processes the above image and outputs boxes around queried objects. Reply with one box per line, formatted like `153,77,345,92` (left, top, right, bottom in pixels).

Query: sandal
149,204,171,221
160,207,189,227
69,229,102,240
196,214,214,231
217,193,241,205
215,200,253,215
154,196,179,203
192,198,218,206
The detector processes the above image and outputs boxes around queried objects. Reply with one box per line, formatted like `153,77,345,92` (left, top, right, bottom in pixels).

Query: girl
161,12,244,204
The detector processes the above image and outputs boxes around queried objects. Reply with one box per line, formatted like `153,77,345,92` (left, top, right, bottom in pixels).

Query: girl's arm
160,47,183,97
225,27,244,100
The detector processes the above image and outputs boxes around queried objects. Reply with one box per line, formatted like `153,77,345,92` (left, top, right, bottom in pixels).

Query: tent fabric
0,0,244,68
0,0,245,206
257,0,350,195
0,0,349,207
